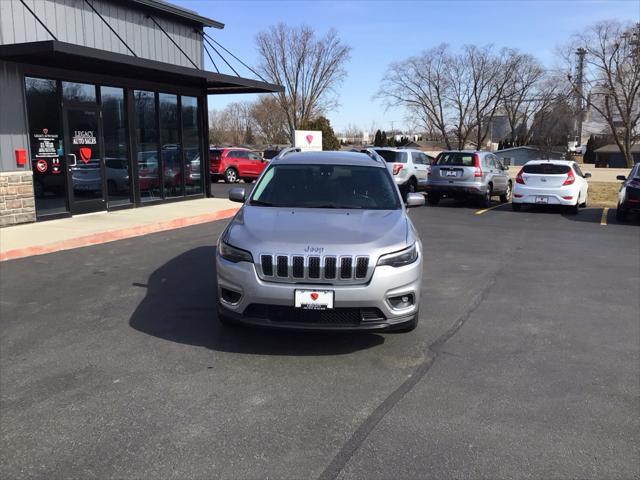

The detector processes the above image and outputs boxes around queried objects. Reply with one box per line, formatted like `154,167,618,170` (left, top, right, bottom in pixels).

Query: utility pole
574,47,587,145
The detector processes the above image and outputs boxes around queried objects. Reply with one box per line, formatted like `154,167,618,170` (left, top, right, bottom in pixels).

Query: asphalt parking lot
1,202,638,479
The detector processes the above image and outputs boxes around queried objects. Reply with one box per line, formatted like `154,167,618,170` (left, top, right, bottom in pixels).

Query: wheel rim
506,183,511,200
408,183,416,193
227,170,236,182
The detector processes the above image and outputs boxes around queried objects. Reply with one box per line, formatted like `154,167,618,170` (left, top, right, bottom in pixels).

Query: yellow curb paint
475,203,506,215
600,208,609,226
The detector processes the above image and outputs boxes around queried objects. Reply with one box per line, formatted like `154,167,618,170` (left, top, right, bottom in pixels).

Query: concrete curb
0,207,239,262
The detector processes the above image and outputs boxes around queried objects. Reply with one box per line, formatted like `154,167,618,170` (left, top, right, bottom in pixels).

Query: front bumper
216,253,422,331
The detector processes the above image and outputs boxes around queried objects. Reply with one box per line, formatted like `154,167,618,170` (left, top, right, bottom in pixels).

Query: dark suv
426,151,511,207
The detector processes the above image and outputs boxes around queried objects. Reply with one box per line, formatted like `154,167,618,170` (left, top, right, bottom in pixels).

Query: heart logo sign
79,147,92,164
43,128,49,135
305,134,314,145
310,292,319,301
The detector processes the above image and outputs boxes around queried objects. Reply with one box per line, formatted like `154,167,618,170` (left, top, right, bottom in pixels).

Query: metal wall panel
0,0,203,68
0,61,29,172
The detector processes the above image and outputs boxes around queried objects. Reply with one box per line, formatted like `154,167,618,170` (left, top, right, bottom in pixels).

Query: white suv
373,148,434,199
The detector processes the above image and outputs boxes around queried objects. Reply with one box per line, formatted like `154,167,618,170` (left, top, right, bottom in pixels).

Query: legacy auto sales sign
72,130,97,145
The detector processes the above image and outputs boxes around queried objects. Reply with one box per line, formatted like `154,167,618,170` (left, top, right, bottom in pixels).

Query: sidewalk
0,198,239,262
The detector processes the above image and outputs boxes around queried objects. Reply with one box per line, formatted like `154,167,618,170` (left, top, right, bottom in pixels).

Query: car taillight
473,153,482,177
392,163,403,175
562,169,575,186
515,168,525,184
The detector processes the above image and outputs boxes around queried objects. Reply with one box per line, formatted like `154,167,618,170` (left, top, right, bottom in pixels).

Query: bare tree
208,108,229,145
249,96,288,145
562,20,640,167
501,54,546,145
224,102,254,145
529,98,574,158
378,44,453,149
256,24,351,143
208,102,254,145
464,45,520,149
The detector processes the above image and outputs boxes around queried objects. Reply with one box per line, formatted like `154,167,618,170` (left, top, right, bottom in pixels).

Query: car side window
486,155,496,169
412,152,423,165
573,164,584,177
248,152,261,161
234,151,248,159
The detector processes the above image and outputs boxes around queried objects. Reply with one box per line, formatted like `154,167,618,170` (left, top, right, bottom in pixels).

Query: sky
173,0,639,134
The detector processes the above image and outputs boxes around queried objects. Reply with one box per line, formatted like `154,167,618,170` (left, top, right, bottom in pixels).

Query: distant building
496,146,565,166
594,144,640,168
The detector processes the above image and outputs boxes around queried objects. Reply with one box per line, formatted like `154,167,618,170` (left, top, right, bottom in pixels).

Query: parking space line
600,208,609,226
475,203,507,215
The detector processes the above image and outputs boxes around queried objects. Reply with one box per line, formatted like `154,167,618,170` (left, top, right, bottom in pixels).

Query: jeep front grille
258,254,371,284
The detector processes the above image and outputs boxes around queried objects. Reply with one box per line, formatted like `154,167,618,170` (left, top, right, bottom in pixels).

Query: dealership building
0,0,281,226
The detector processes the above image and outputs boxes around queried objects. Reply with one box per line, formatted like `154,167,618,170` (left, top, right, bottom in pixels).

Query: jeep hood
224,206,411,257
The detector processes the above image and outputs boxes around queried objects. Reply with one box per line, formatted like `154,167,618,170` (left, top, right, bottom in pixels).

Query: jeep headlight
377,244,418,268
218,240,253,263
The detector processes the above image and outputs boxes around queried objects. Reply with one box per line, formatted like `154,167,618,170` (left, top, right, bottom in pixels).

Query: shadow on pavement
129,246,384,355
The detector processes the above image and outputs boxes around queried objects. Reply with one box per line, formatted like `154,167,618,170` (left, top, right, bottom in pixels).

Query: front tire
500,181,512,203
224,168,238,184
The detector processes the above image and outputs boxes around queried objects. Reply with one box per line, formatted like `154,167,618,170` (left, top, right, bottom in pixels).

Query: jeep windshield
249,164,401,210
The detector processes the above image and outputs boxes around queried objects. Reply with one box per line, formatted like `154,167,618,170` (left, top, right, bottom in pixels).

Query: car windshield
374,150,407,164
436,152,475,166
249,164,401,210
523,164,570,174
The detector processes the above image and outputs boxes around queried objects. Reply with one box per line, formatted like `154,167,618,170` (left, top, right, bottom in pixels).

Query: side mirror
405,192,425,207
584,172,592,179
616,175,626,181
228,187,246,203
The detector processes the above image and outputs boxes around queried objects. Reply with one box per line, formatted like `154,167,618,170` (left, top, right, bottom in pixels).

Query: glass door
63,107,107,214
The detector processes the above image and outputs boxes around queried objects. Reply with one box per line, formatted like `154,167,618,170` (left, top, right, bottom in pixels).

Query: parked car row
209,145,638,221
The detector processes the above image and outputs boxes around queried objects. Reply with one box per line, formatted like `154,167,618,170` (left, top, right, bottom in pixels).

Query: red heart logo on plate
43,128,49,135
305,134,314,145
310,292,319,301
79,147,92,164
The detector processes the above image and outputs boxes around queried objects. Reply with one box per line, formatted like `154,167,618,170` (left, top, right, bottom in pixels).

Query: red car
210,147,268,183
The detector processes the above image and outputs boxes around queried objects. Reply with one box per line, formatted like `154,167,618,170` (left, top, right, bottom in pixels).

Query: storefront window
25,77,67,216
181,96,202,195
62,81,96,103
134,90,160,202
102,87,130,206
159,93,181,198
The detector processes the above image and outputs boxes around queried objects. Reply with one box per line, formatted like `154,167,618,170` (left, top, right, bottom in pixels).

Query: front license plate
295,289,334,310
535,196,548,204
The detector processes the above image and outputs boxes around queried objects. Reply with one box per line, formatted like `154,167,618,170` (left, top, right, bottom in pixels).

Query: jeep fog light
388,294,414,310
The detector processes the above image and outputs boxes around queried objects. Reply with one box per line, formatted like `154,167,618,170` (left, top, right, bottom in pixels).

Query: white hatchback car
512,160,591,214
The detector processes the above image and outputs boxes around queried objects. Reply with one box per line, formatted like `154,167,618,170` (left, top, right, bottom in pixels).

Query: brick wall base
0,171,36,227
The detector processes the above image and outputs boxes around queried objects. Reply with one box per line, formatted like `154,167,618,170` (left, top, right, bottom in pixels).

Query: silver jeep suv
216,151,424,332
426,150,512,207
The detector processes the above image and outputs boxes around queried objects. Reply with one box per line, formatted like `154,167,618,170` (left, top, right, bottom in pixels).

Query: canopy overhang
0,40,283,95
